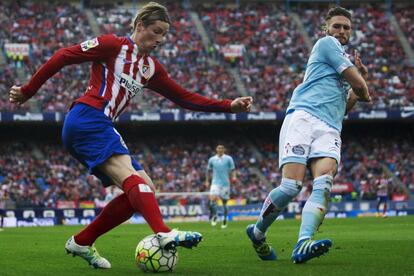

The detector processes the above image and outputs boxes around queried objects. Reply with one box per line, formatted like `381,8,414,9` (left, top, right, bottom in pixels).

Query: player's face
134,20,169,55
216,145,225,155
326,15,352,45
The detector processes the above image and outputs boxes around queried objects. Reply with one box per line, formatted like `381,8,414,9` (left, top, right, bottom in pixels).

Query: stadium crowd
197,3,309,111
1,1,413,112
0,1,93,112
0,132,411,208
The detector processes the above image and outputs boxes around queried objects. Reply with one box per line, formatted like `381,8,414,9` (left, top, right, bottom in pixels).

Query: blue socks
254,178,302,238
209,200,217,220
222,199,228,223
298,174,333,241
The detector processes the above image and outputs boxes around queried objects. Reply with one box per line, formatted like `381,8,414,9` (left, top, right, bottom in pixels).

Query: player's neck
130,33,148,56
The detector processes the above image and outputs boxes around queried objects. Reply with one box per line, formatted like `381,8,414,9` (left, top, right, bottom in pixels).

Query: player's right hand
230,96,253,113
354,50,368,81
9,85,28,105
358,93,372,103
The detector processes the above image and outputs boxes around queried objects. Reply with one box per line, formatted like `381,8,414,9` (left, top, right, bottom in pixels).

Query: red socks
74,174,170,246
122,174,170,233
75,193,134,246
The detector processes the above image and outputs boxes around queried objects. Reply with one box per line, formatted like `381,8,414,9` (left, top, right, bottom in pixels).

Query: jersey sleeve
21,34,122,99
207,158,213,170
229,156,235,170
147,60,233,113
318,36,354,74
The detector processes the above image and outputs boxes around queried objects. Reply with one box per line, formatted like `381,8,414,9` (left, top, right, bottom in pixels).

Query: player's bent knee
311,158,338,178
280,178,302,197
313,174,333,192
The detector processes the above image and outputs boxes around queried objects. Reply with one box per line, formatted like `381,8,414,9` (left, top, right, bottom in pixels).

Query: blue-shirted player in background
247,7,371,263
206,145,236,229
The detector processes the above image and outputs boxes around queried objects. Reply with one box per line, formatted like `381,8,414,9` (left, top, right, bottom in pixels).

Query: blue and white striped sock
254,178,302,239
298,174,333,241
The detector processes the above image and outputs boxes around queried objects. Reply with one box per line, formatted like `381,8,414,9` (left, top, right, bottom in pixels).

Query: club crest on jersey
140,64,150,79
120,73,143,96
80,38,99,52
292,145,305,155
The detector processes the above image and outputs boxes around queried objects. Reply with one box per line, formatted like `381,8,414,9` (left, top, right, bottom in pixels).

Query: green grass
1,217,414,275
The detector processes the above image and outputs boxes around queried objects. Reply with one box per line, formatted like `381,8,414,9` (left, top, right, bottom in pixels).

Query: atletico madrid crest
140,64,150,79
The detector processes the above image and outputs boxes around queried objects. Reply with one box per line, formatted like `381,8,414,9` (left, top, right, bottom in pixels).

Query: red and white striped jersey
376,177,390,197
21,34,232,120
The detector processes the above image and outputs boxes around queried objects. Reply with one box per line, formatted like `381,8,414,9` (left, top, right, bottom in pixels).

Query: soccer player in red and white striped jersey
9,2,252,269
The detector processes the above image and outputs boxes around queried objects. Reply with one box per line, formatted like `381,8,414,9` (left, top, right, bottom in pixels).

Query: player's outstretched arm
16,35,120,101
147,61,253,113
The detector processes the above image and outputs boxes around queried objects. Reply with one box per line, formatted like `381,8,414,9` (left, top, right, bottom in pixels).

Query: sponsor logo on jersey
80,38,99,52
119,73,143,96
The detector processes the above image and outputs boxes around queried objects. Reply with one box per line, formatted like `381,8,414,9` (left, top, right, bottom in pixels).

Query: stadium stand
0,126,411,208
197,3,309,111
1,1,413,112
0,1,93,112
0,1,412,209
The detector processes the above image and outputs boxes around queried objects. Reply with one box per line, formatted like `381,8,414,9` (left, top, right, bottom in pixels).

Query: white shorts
210,184,230,200
279,110,341,168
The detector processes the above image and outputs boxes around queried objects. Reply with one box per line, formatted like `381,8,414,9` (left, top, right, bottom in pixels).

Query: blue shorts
377,196,388,203
62,103,142,187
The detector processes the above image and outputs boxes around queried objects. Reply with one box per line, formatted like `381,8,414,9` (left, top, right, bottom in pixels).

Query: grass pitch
0,216,413,275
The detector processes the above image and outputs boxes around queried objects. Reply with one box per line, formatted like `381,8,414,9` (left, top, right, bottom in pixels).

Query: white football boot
65,236,111,269
157,229,203,251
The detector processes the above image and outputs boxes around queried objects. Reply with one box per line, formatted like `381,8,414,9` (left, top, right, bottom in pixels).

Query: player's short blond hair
131,2,171,31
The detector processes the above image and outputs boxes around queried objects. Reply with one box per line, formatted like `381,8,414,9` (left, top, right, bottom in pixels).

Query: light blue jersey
287,36,354,131
207,154,235,187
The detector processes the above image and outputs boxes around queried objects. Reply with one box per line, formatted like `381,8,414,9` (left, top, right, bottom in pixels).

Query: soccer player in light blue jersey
206,145,236,228
247,7,371,263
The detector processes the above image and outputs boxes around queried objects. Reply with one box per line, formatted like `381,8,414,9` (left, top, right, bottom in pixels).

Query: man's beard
327,31,349,45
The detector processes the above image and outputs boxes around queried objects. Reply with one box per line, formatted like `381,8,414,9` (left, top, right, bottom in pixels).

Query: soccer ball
135,234,178,272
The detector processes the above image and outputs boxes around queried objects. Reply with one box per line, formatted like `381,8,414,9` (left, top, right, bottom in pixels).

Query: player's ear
322,23,328,35
135,20,145,32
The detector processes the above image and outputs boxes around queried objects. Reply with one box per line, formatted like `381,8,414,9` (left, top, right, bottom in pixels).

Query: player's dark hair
321,6,352,32
325,7,352,22
131,2,171,31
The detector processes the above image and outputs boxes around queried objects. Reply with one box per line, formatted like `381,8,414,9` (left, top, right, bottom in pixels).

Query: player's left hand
231,96,253,113
9,85,28,105
354,50,368,81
